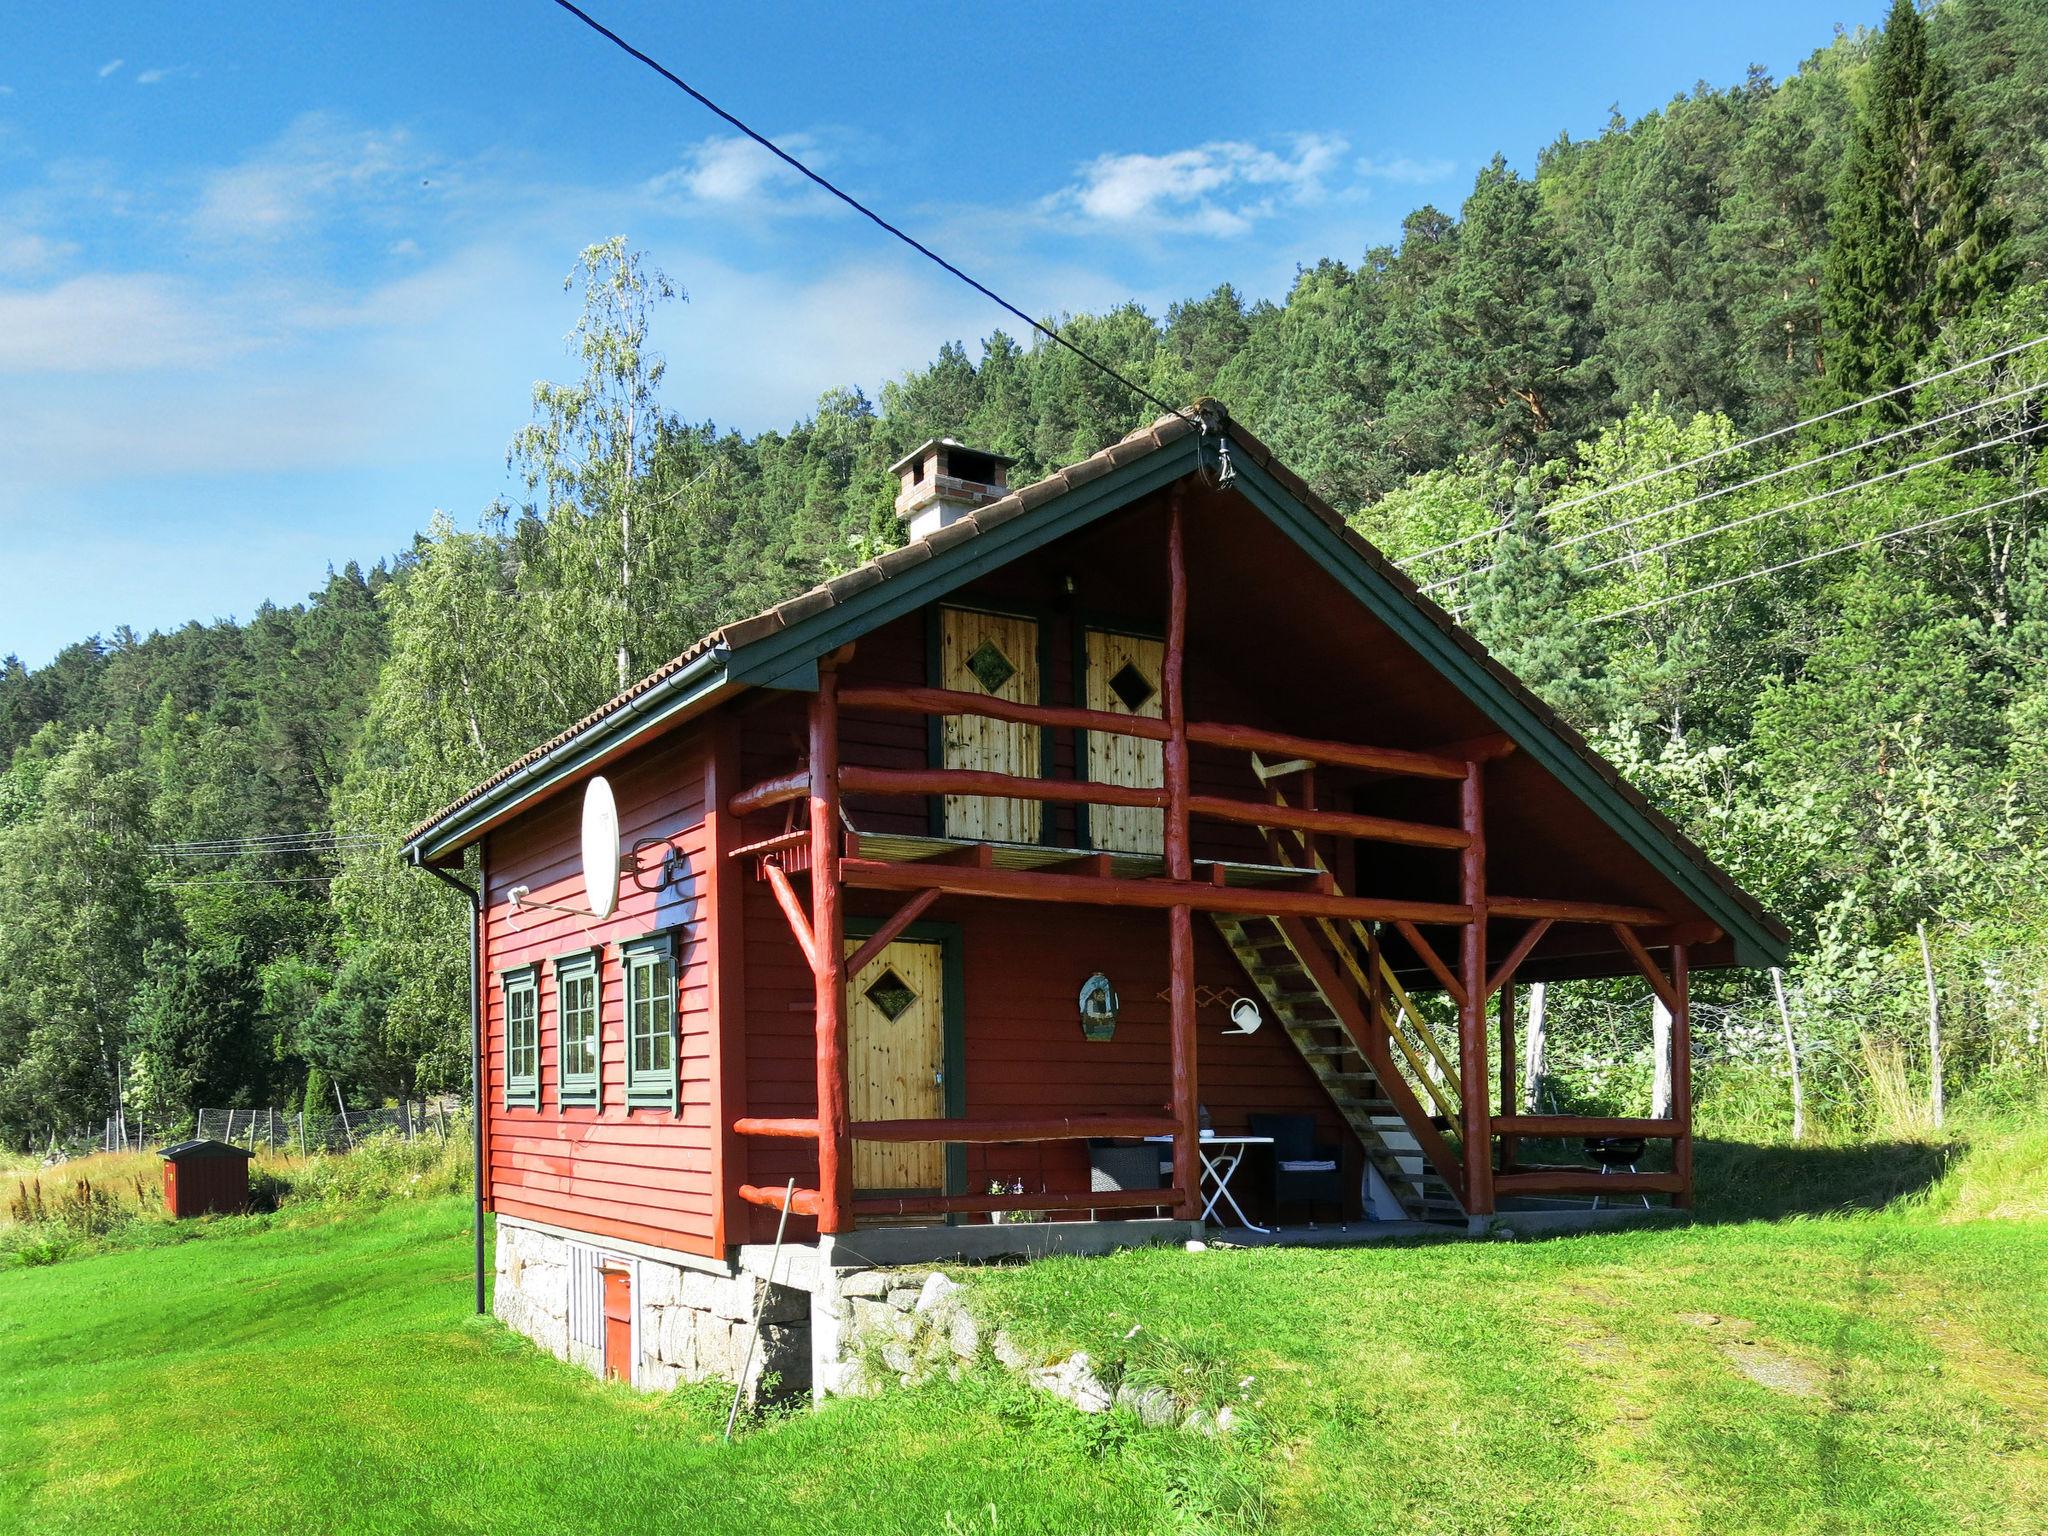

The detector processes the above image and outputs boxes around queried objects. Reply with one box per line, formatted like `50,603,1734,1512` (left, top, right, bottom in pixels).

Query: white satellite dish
580,776,620,921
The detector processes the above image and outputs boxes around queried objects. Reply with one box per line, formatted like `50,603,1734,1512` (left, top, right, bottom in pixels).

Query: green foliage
4,1,2048,1143
1823,0,2012,400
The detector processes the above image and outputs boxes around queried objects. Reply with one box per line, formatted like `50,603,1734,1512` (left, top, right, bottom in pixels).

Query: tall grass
0,1127,473,1267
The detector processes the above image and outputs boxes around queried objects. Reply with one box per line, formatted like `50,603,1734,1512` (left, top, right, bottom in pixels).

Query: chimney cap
885,437,1017,478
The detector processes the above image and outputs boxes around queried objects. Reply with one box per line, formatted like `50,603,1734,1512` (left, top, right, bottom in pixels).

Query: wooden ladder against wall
1212,912,1466,1223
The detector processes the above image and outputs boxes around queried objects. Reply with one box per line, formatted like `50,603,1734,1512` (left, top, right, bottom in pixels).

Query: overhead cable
1401,332,2048,565
1592,487,2046,622
543,0,1192,427
1420,378,2048,594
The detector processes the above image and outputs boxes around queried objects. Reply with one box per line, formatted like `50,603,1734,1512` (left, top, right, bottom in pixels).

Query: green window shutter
502,964,540,1109
553,949,602,1109
622,933,678,1111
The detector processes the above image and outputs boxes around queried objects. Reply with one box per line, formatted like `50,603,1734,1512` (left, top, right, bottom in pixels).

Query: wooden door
846,936,947,1192
601,1267,632,1383
1084,629,1165,854
938,606,1041,842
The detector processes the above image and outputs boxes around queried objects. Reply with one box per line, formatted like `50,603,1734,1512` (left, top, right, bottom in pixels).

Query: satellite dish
580,777,620,921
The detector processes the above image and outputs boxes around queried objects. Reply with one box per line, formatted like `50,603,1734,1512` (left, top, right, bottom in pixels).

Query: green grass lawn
2,1129,2043,1535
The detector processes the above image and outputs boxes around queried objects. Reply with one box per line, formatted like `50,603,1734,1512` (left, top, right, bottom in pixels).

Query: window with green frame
622,933,677,1110
502,964,540,1109
553,949,601,1108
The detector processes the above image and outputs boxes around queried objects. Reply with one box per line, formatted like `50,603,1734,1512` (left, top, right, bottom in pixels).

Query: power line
1568,422,2046,580
1593,486,2046,622
543,0,1192,428
1400,332,2048,565
1421,377,2048,594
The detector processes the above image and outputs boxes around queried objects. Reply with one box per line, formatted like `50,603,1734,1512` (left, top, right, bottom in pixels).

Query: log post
1163,492,1199,1222
1457,761,1494,1215
810,665,852,1234
1671,942,1693,1210
1497,980,1518,1173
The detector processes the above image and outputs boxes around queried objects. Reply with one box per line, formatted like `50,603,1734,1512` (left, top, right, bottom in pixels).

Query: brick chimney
888,439,1015,540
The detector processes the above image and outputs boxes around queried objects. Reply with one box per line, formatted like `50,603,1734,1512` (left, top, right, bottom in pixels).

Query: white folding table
1145,1133,1274,1232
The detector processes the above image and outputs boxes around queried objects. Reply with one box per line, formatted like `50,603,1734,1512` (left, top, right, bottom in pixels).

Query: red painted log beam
763,861,817,972
844,888,943,977
838,854,1473,926
738,1183,823,1215
1490,1115,1684,1137
849,1112,1178,1144
728,770,810,817
1492,1169,1685,1196
839,763,1167,810
1393,918,1467,1006
839,684,1171,742
1611,923,1681,1014
1488,896,1673,926
852,1186,1184,1218
1486,919,1554,998
1186,720,1469,781
1187,794,1470,851
734,1116,822,1138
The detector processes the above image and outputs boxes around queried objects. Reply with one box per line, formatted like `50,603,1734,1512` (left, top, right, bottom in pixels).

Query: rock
636,1262,683,1309
886,1284,923,1310
838,1269,893,1300
848,1298,898,1339
1215,1404,1238,1433
948,1309,981,1359
1117,1384,1181,1428
991,1330,1031,1369
1030,1352,1112,1414
1184,1239,1208,1253
914,1272,963,1316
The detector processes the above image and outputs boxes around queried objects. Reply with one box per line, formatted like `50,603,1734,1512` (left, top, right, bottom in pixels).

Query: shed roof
402,405,1789,967
159,1139,256,1161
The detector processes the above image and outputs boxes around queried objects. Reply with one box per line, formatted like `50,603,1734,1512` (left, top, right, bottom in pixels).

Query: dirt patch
1723,1341,1823,1397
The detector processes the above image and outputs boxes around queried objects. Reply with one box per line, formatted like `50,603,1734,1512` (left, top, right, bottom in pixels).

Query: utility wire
1401,332,2048,564
1593,486,2046,622
1421,378,2048,594
543,0,1193,428
1567,422,2045,580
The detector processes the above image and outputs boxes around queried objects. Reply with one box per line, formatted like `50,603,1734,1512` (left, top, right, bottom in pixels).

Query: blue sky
1,0,1884,667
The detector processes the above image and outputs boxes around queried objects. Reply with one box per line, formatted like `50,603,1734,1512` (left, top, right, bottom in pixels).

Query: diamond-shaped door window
864,968,918,1022
1108,661,1157,713
965,639,1017,694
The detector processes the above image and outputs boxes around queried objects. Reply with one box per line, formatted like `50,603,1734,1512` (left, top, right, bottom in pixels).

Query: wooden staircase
1213,911,1466,1224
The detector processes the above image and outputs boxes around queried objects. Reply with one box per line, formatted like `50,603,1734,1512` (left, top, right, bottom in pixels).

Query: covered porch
718,487,1709,1242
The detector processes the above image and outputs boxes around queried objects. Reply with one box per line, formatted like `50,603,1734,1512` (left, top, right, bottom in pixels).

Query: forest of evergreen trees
2,0,2043,1146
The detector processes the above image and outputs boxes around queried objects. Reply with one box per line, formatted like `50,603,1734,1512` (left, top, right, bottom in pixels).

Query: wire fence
43,1099,468,1163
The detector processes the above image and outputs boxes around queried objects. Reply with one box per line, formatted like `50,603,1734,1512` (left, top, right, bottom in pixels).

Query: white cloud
0,273,254,373
1045,134,1348,237
97,59,124,79
136,66,186,86
644,133,824,212
0,224,76,276
1355,154,1457,185
192,113,418,241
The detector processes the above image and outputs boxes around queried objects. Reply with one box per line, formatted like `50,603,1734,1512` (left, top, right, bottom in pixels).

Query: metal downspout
423,857,485,1315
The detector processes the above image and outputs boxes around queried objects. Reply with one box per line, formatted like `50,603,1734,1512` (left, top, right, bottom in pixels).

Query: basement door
937,605,1042,842
1083,628,1165,854
846,935,948,1194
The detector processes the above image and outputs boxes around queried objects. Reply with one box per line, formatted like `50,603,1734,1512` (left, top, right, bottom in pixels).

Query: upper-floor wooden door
1083,628,1165,854
846,936,947,1193
938,606,1041,843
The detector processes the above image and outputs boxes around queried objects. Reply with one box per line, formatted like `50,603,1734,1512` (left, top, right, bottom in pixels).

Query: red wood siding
481,727,719,1257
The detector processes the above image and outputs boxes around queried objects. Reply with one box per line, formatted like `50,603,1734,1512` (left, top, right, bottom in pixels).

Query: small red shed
160,1139,254,1217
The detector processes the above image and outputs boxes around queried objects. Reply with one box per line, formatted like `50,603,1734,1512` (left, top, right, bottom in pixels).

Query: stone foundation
494,1219,811,1400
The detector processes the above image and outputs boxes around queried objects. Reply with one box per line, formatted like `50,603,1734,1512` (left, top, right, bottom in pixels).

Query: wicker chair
1249,1113,1344,1226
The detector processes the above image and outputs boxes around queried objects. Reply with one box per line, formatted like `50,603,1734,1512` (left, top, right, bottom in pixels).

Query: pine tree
1822,0,2011,400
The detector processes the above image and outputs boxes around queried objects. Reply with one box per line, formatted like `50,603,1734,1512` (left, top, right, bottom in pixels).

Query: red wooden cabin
406,408,1785,1300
